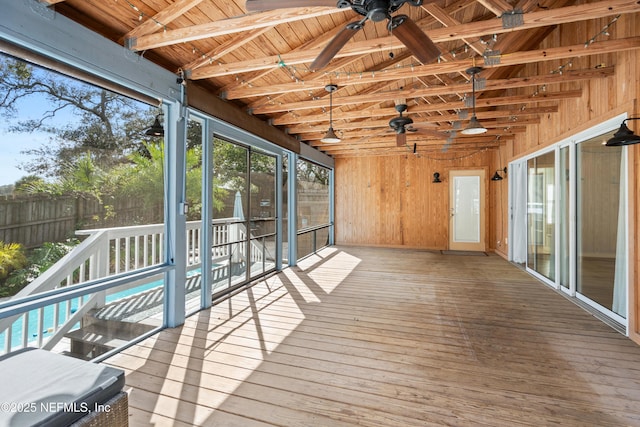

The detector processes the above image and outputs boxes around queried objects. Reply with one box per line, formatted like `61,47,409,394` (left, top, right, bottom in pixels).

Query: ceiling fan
245,0,441,71
388,104,447,147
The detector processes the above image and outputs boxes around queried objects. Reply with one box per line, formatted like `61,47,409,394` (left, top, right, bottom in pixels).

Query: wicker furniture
0,348,127,426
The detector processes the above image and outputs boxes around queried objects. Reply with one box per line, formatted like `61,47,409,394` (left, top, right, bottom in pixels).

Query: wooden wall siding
489,13,640,342
335,151,491,249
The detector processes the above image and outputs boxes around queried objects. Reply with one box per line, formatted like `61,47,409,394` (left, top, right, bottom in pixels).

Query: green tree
213,138,277,191
114,142,227,221
13,175,44,194
0,54,156,179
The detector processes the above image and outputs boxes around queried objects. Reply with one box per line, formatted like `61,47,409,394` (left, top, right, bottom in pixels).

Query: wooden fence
0,195,162,248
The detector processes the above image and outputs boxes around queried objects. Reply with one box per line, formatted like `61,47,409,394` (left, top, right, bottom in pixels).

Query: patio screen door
449,170,486,251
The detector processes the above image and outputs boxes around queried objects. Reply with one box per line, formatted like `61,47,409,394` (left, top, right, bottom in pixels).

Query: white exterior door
449,169,486,251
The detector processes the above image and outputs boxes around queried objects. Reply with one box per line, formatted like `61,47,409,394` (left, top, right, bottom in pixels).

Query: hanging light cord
329,89,333,127
471,72,477,116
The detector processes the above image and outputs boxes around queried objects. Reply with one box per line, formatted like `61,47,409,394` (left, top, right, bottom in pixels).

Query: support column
164,101,187,328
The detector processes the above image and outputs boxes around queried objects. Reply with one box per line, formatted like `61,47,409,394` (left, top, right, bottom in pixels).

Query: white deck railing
0,218,261,353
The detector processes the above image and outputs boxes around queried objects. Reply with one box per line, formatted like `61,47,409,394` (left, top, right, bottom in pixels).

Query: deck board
104,246,640,426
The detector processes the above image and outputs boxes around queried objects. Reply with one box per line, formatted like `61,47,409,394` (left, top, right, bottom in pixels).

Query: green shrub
0,239,79,297
0,242,27,280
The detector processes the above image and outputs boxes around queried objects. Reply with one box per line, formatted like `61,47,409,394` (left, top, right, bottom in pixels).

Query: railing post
94,232,110,308
313,229,317,254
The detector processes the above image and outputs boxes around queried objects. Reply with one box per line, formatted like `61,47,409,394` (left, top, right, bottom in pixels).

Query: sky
0,98,75,187
0,53,84,187
0,52,154,188
0,129,49,186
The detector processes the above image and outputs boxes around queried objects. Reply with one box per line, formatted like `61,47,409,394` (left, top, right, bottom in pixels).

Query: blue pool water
0,279,164,351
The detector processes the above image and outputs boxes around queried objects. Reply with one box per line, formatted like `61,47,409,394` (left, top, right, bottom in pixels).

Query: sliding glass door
211,139,278,298
527,151,555,281
516,116,628,329
558,146,571,291
576,131,626,319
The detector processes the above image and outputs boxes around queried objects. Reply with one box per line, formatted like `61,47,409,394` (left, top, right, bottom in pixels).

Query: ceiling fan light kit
389,103,413,146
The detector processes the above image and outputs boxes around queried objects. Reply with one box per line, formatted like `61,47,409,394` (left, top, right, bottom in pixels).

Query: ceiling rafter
327,146,501,158
126,7,346,51
224,37,638,99
272,90,581,126
251,67,613,114
183,27,272,71
189,0,637,79
125,0,206,40
289,106,558,134
422,3,484,56
306,126,526,143
476,0,515,16
49,0,633,158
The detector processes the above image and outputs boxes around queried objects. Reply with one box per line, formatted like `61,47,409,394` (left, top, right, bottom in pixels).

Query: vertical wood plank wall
489,13,640,343
335,152,491,249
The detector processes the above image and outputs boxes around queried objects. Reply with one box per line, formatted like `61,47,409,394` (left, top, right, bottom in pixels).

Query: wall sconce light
605,118,640,146
491,167,507,181
145,113,164,137
433,172,442,183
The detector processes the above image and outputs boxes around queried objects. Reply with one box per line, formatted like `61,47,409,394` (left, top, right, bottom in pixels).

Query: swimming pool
0,278,165,352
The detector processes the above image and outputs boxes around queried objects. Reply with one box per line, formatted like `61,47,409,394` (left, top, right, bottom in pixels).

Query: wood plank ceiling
47,0,640,157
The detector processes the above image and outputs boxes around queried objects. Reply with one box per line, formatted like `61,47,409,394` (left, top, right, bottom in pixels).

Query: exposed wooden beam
225,35,638,99
321,141,503,156
288,106,557,133
272,90,580,125
315,136,508,149
476,0,514,16
183,27,272,71
422,3,484,55
126,7,345,51
306,127,526,144
252,67,612,114
298,123,533,143
190,0,638,78
125,0,205,40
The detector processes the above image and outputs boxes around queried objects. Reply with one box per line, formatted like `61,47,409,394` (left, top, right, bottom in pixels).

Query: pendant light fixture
321,84,341,143
461,67,487,135
605,118,640,146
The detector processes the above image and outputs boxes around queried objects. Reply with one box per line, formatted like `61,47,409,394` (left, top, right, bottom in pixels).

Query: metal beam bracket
483,50,501,66
124,36,137,51
502,9,524,29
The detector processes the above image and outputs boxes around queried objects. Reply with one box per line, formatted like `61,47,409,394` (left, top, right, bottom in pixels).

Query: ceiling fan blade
246,0,337,12
310,22,363,71
390,15,440,64
414,129,449,138
410,121,438,128
396,132,406,147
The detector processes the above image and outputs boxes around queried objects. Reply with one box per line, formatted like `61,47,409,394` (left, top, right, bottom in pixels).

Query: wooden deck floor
104,246,640,426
